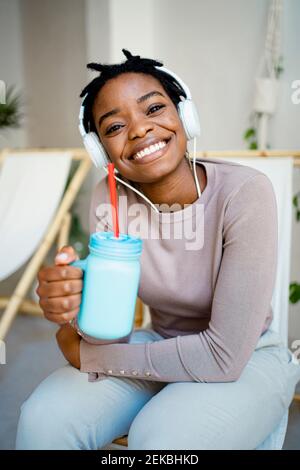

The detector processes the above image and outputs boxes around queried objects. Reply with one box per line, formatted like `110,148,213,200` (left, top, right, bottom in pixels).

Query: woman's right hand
36,246,83,325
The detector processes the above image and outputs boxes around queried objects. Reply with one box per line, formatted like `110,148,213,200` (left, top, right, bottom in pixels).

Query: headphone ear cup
83,132,110,168
178,100,201,141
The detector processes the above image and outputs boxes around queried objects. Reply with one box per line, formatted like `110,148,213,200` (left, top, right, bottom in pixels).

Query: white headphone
78,66,201,169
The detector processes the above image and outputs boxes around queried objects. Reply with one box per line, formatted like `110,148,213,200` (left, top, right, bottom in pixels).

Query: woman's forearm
56,323,81,369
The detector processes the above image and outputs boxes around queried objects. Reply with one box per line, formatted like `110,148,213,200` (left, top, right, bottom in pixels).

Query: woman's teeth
133,140,166,160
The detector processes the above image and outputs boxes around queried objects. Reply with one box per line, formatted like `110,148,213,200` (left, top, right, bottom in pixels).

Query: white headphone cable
193,137,201,198
103,166,160,213
103,139,201,214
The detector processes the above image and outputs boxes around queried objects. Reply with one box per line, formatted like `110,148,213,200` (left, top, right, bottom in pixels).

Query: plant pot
253,77,279,115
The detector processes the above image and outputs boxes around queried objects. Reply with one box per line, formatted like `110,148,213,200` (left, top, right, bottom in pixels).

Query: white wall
152,0,269,150
109,0,155,62
85,0,110,64
0,0,27,148
20,0,87,148
271,0,300,149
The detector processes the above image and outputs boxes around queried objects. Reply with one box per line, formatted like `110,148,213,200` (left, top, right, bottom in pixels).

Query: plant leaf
0,85,22,129
289,282,300,304
249,141,258,150
293,195,298,208
243,128,256,140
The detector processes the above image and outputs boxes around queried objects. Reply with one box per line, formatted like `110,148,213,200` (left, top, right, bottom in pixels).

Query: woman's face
92,72,187,183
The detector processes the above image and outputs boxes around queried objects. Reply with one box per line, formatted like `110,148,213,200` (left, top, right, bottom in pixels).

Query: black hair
80,49,186,134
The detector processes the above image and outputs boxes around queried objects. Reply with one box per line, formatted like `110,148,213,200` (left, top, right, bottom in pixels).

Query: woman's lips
130,138,171,165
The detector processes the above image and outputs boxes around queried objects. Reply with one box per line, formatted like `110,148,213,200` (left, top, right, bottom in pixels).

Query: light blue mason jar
71,231,143,341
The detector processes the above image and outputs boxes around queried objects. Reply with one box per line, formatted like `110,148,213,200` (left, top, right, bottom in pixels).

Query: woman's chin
130,158,179,184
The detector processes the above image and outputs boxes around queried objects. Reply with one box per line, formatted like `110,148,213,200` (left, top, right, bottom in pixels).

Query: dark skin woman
37,72,207,368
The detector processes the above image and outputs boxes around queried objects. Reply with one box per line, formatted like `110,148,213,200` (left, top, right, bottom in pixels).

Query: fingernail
56,253,69,261
64,283,71,293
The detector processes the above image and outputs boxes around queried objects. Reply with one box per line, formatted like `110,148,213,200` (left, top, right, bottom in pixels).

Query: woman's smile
129,137,172,165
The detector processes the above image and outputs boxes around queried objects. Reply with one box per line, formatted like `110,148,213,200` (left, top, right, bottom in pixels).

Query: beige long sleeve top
78,157,278,383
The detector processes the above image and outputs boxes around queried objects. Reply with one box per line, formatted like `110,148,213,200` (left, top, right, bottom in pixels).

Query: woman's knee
15,367,85,449
16,391,58,449
16,387,93,450
128,412,202,450
127,404,174,450
127,418,157,450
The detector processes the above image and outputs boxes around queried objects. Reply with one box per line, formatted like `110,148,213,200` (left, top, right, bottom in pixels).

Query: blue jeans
16,328,300,450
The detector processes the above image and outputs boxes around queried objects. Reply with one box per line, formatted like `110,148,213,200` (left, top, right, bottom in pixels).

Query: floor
0,313,299,450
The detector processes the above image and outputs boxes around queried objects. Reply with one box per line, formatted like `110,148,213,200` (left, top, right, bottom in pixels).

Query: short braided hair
80,49,186,134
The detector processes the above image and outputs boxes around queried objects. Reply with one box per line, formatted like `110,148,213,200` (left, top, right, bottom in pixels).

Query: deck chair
112,155,296,450
0,148,92,340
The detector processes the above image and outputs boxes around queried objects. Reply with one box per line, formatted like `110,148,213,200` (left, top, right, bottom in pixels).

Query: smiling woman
16,49,300,451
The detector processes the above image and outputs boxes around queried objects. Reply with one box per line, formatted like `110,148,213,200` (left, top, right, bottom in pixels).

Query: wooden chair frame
0,149,92,340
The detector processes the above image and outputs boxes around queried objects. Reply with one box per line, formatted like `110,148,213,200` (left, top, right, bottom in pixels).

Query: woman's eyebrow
137,90,164,103
99,108,120,127
99,91,164,127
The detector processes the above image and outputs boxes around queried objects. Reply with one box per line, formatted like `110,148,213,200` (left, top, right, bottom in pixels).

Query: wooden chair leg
134,298,144,329
112,436,128,447
57,212,72,251
0,212,72,320
0,297,43,316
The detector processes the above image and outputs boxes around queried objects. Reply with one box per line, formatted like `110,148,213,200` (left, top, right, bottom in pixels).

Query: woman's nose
128,116,153,140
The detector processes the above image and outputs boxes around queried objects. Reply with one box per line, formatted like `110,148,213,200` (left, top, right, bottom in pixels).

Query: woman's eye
147,104,165,115
105,124,123,135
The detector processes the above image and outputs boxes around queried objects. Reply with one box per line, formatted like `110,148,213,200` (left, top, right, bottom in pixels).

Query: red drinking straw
108,163,119,238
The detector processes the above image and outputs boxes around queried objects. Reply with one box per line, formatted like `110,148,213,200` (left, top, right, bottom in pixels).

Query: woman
16,50,300,450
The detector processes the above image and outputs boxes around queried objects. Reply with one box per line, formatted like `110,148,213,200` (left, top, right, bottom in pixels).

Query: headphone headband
158,66,192,100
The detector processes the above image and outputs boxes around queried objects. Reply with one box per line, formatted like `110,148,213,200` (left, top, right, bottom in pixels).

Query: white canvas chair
112,154,297,450
0,148,91,340
218,156,294,450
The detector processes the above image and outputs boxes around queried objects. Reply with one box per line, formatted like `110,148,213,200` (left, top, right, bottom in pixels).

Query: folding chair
0,148,91,340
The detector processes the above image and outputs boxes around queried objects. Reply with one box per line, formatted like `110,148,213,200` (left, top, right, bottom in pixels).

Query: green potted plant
0,85,22,131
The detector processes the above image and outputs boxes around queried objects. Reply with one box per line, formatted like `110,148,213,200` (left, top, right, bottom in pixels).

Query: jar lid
89,231,142,259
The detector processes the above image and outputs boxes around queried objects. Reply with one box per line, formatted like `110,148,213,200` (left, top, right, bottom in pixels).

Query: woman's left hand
56,323,81,369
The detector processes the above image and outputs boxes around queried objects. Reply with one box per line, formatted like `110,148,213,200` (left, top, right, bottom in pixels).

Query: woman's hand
56,323,81,369
36,246,83,324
